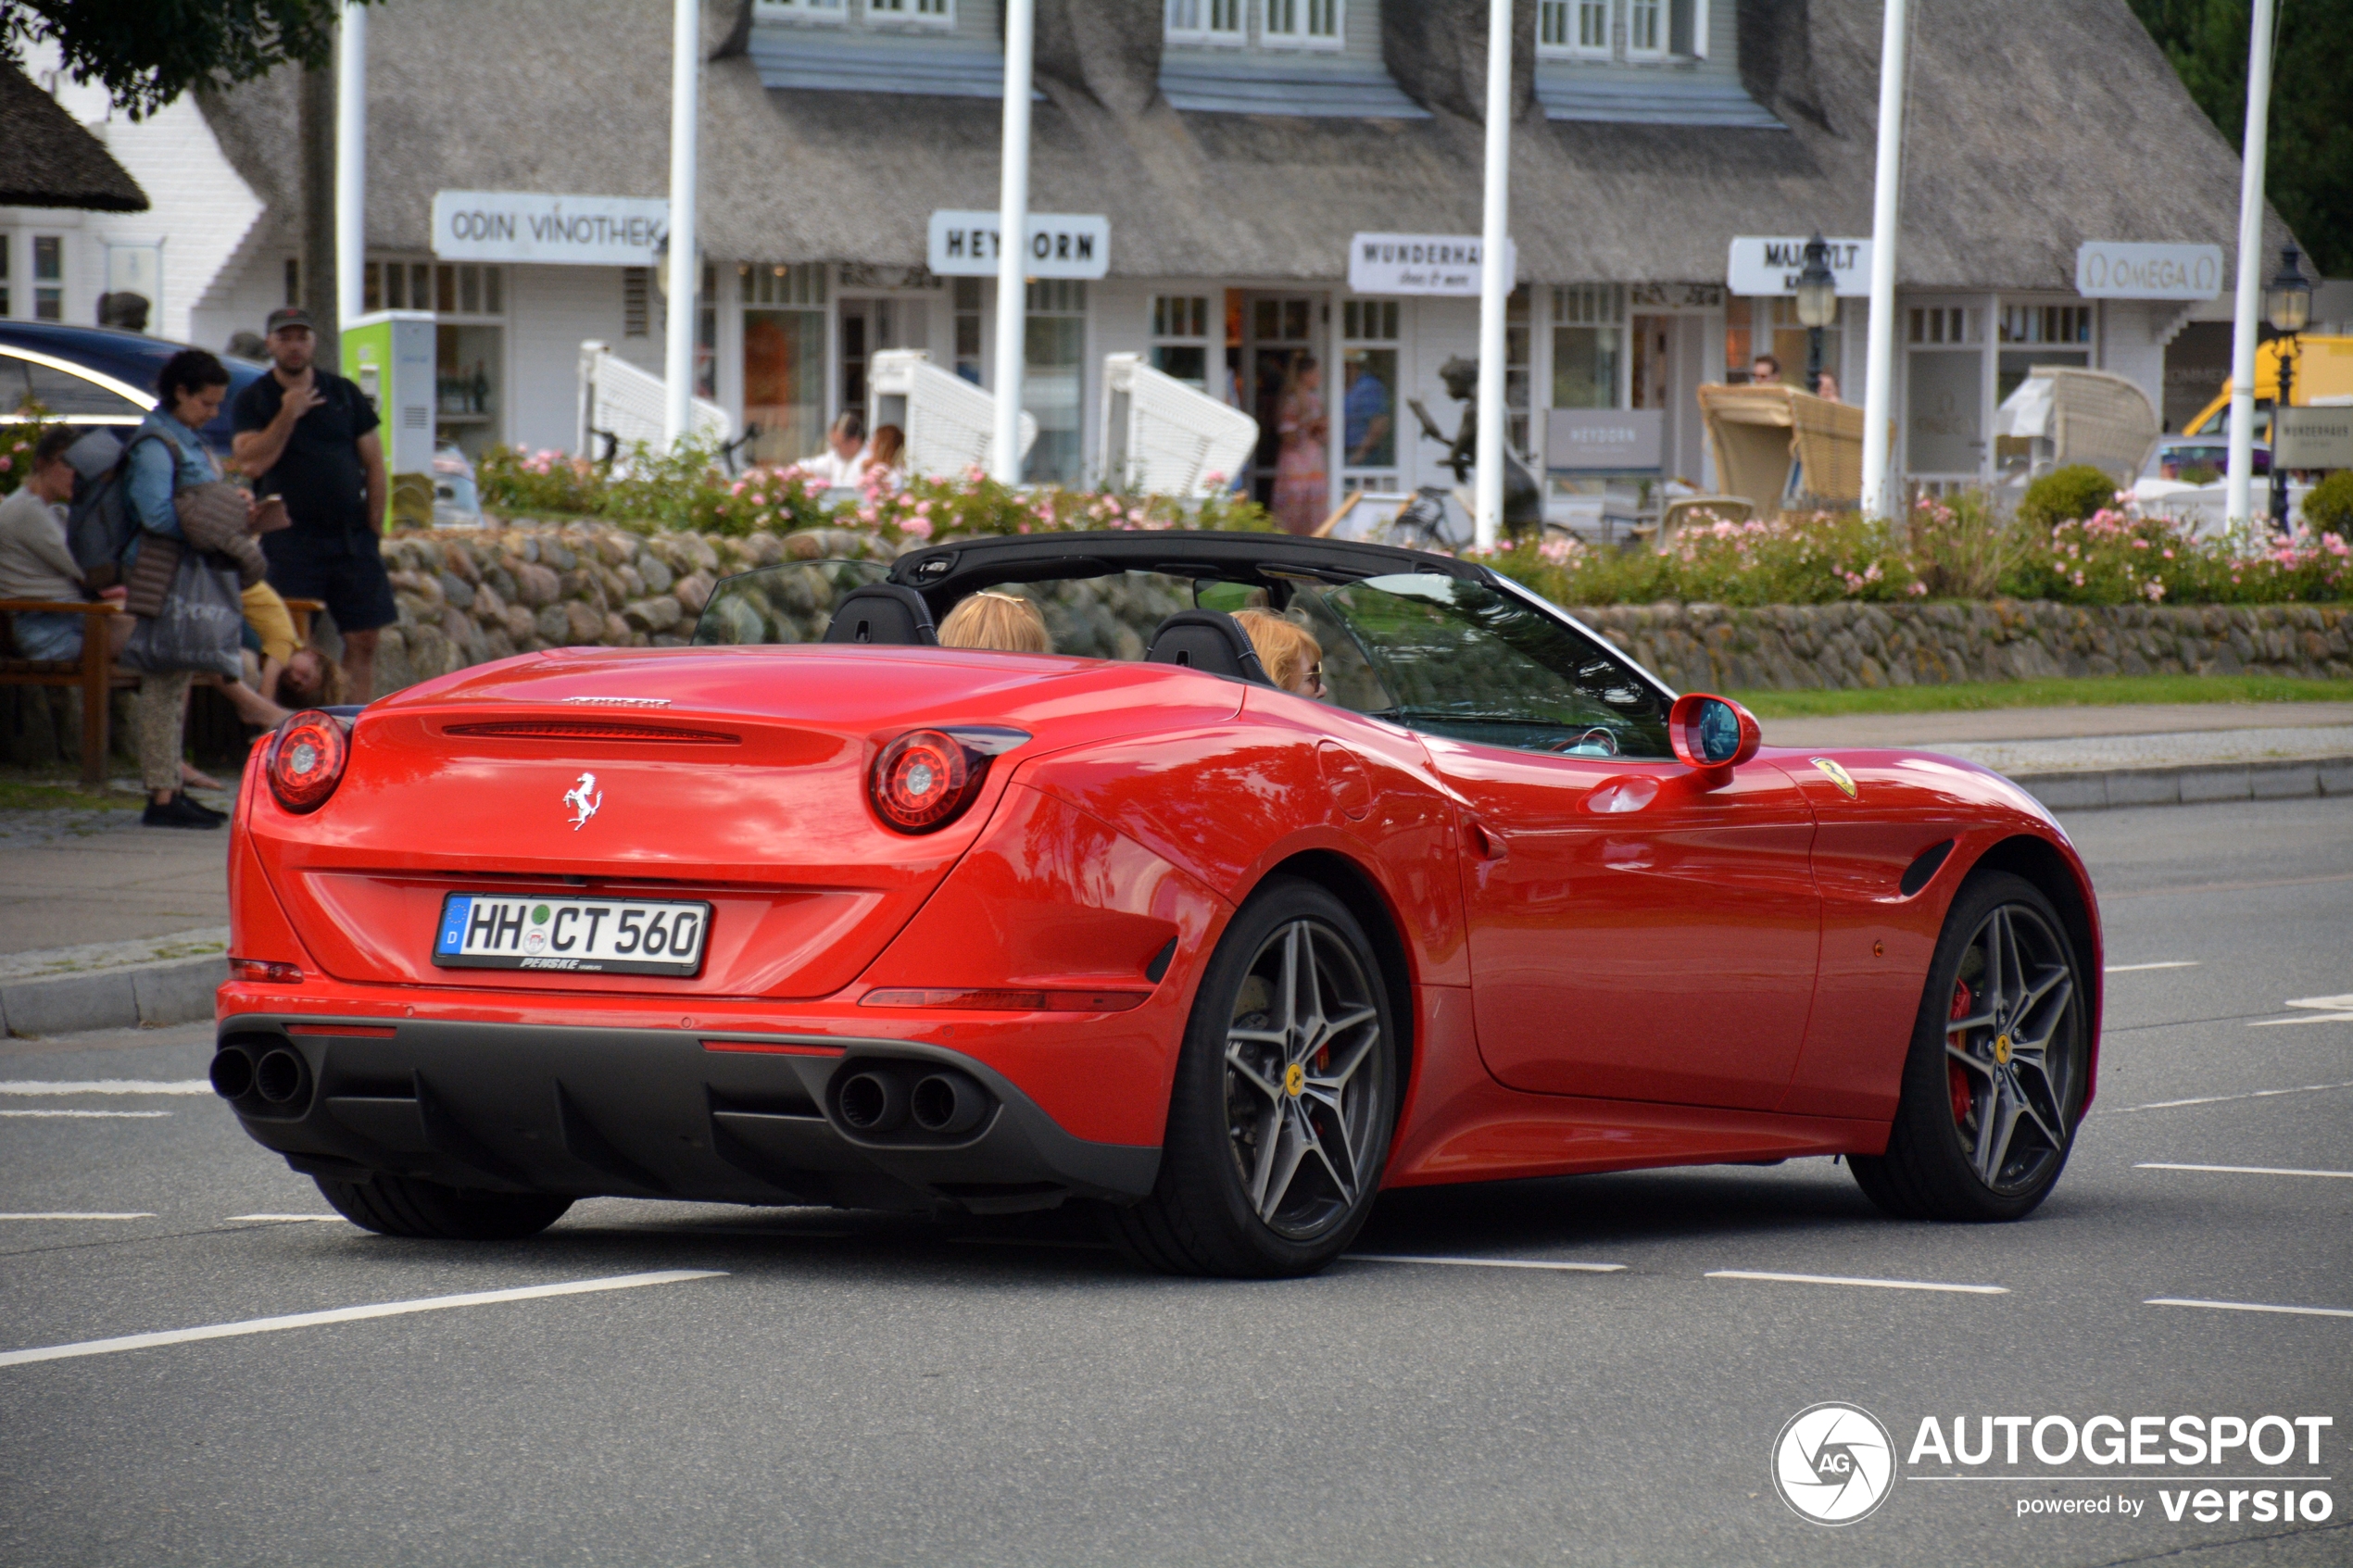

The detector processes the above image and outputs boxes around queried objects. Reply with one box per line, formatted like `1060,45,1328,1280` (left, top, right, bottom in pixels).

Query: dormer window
756,0,954,30
1263,0,1343,51
1165,0,1245,46
1536,0,1709,63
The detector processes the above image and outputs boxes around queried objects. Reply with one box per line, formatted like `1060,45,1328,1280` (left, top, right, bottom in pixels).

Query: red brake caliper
1947,980,1975,1123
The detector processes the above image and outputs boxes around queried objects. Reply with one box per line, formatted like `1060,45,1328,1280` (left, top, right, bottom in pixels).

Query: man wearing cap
231,306,393,701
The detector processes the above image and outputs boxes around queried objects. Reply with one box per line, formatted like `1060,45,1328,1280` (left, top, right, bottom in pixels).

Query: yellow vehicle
2184,335,2353,441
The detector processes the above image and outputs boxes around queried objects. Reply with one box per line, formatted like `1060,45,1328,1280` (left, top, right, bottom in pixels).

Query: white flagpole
662,0,700,448
334,3,367,332
2225,0,2277,534
992,0,1036,485
1856,0,1910,520
1473,0,1514,551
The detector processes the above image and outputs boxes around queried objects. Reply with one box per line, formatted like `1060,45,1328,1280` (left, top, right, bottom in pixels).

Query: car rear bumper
214,1011,1161,1215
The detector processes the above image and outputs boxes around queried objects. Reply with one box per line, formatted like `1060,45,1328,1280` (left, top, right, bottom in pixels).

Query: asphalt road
2,797,2347,1567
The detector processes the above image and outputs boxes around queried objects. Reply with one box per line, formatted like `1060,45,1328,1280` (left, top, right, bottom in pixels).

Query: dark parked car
0,320,267,459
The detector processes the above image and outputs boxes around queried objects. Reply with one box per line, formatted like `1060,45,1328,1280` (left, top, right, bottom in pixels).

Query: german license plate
433,893,711,977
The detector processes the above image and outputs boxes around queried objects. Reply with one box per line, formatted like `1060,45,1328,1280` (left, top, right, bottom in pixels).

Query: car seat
1144,610,1272,685
824,583,938,646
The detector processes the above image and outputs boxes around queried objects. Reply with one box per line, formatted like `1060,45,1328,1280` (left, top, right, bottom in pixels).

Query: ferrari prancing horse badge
1808,757,1858,799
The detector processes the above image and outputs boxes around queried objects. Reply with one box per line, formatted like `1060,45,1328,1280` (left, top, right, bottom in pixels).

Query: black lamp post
2265,245,2311,532
1794,232,1839,395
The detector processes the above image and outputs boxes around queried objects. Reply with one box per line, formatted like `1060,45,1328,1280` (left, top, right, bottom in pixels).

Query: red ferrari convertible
215,532,2100,1275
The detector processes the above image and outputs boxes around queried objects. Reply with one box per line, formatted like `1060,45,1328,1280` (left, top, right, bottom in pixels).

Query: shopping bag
121,550,245,678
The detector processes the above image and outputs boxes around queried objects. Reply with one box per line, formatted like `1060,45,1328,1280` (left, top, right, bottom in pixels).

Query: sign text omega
2074,242,2223,300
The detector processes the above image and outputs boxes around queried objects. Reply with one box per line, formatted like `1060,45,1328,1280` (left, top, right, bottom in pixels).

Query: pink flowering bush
2008,504,2353,605
0,407,57,498
1474,509,1922,608
475,445,606,517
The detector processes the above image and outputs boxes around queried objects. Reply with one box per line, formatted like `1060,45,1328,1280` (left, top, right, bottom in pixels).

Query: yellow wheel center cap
1994,1035,2013,1065
1284,1062,1306,1098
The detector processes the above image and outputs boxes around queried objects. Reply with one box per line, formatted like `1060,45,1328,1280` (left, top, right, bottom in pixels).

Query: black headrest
1144,610,1272,685
824,583,938,646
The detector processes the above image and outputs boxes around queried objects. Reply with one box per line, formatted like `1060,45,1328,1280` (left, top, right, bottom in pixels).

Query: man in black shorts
233,306,394,700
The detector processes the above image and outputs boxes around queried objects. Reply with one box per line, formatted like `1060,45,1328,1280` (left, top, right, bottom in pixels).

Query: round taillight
870,729,982,834
269,710,348,813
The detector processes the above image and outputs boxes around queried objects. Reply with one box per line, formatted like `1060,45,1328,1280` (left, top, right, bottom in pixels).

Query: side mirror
1668,693,1762,777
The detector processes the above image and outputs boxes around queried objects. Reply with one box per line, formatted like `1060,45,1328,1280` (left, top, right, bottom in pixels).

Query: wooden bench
0,599,131,786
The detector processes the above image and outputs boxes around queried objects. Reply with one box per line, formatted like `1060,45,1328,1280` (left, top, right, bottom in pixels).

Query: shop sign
2275,407,2353,470
1727,236,1872,297
1347,233,1515,296
432,192,668,266
928,211,1111,279
1545,409,1665,473
2075,242,2222,300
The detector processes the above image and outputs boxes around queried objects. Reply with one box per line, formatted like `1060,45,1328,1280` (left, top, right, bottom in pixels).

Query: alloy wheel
1943,903,2079,1195
1221,918,1385,1240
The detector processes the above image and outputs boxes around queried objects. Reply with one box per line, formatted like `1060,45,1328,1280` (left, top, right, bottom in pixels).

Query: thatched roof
0,64,148,212
198,0,2292,291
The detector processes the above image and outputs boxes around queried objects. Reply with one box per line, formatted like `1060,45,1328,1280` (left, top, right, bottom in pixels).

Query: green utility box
343,310,437,531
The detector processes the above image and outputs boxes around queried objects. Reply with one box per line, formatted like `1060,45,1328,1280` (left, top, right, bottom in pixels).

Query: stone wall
9,525,2352,774
1572,600,2353,693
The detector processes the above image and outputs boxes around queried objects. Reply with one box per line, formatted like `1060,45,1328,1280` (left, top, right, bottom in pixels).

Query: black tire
1106,878,1398,1278
1850,871,2090,1222
315,1172,573,1240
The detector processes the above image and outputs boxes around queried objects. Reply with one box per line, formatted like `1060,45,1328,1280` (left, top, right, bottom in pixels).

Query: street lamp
2265,244,2310,530
1794,232,1839,395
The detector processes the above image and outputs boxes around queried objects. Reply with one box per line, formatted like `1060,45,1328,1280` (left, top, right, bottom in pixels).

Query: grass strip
1730,674,2353,719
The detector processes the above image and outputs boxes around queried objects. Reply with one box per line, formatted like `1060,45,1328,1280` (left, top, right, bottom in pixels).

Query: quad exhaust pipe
208,1044,256,1099
910,1071,988,1136
837,1070,908,1134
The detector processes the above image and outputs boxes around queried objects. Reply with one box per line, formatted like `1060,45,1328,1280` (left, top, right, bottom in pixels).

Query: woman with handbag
121,350,248,829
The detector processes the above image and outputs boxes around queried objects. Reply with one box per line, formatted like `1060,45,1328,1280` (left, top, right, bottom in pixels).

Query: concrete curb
2013,755,2353,812
0,955,225,1039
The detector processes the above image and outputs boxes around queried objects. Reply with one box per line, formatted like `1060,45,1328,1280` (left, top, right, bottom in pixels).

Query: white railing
576,340,730,461
1098,353,1260,496
868,349,1037,481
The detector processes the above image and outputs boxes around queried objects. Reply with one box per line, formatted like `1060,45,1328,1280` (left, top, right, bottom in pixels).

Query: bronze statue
1407,355,1544,539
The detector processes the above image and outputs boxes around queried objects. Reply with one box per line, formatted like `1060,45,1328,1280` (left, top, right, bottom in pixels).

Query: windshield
1291,573,1672,759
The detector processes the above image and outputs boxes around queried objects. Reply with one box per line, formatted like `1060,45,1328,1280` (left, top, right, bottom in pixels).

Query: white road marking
1706,1270,2007,1295
225,1214,347,1223
2145,1298,2353,1321
1348,1253,1627,1273
2286,994,2353,1010
0,1212,156,1221
2248,1012,2353,1028
0,1269,728,1370
0,1110,171,1119
2137,1162,2353,1180
2106,960,2200,972
0,1080,211,1096
2100,1081,2353,1113
2249,995,2353,1027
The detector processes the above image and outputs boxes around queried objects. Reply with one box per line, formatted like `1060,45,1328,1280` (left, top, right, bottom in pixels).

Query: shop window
1506,285,1532,458
1553,284,1624,410
1907,306,1982,345
1264,0,1343,49
742,262,829,467
1151,294,1213,391
840,296,926,417
32,235,62,321
1340,298,1399,482
1999,305,2092,345
953,277,984,384
1627,0,1663,56
1165,0,1244,45
623,269,651,337
1024,280,1086,485
1726,296,1843,389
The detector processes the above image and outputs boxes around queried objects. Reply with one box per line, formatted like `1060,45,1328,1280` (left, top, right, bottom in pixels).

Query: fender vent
1900,839,1957,898
444,721,740,746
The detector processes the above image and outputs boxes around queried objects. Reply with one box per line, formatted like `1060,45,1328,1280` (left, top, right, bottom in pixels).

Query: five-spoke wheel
1852,871,2089,1222
1109,879,1396,1276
